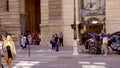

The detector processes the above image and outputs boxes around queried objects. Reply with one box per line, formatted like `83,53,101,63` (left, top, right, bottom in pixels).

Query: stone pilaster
40,0,78,46
0,0,21,45
62,0,74,46
106,0,120,33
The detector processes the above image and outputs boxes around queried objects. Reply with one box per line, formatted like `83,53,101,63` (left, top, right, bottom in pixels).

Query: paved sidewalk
2,45,120,68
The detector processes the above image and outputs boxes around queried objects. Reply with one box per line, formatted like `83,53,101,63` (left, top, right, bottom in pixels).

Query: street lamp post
72,0,79,55
28,44,30,57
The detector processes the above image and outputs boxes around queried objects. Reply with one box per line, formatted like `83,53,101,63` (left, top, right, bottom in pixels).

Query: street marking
48,64,71,67
25,58,56,61
78,61,90,64
82,65,106,68
78,61,106,65
93,62,106,65
13,61,47,68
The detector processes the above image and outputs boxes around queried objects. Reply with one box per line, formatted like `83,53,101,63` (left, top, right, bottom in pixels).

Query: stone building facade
40,0,80,46
106,0,120,33
0,0,21,43
0,0,120,46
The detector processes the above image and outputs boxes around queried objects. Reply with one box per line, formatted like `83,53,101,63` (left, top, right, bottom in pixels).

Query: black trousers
59,38,63,46
55,43,59,51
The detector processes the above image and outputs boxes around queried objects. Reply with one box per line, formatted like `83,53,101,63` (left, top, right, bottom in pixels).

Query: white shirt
0,43,2,49
103,37,108,43
21,36,26,45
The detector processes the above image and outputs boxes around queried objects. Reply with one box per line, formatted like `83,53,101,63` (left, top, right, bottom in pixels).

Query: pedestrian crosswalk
13,61,42,68
1,50,58,68
1,45,74,68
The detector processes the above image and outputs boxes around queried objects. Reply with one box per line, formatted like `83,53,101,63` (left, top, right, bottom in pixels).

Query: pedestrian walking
55,34,59,52
3,35,16,68
50,34,55,50
36,33,41,45
59,32,63,47
2,35,6,41
31,33,35,45
0,35,4,68
27,33,32,45
20,35,27,52
102,33,108,56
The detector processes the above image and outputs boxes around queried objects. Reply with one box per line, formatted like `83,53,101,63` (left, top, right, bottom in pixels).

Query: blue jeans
55,43,59,51
52,43,55,50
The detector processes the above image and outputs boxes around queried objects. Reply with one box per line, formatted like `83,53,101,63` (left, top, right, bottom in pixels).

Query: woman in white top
0,35,4,68
102,33,108,56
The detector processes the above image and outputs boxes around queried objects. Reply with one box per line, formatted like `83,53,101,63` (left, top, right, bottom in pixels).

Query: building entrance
78,23,104,44
25,0,41,33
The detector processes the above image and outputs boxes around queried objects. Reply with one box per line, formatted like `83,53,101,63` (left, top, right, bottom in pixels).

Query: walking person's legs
23,45,27,52
61,39,63,47
51,43,54,50
0,57,3,68
56,44,59,52
59,39,61,46
102,43,108,55
104,46,108,55
53,43,55,50
20,44,23,52
6,58,12,68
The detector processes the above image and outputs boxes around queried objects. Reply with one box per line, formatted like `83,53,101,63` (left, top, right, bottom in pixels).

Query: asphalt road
1,45,120,68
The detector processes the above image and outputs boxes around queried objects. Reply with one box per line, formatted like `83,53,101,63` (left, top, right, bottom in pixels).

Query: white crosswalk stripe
1,45,73,68
2,49,58,68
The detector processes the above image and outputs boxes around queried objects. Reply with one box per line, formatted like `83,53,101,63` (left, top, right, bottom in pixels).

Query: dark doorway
78,23,103,44
25,0,41,33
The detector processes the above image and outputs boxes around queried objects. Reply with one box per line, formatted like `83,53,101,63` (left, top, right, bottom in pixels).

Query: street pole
28,44,30,57
73,0,79,55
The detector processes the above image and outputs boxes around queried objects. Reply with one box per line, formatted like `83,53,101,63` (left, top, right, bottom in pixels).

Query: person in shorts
20,35,27,52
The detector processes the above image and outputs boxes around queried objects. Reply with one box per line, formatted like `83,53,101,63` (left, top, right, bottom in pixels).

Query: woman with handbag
3,34,16,68
0,35,4,68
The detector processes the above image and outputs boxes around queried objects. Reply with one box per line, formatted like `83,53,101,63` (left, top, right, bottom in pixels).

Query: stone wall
106,0,120,33
62,0,75,46
0,0,21,45
40,0,75,46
